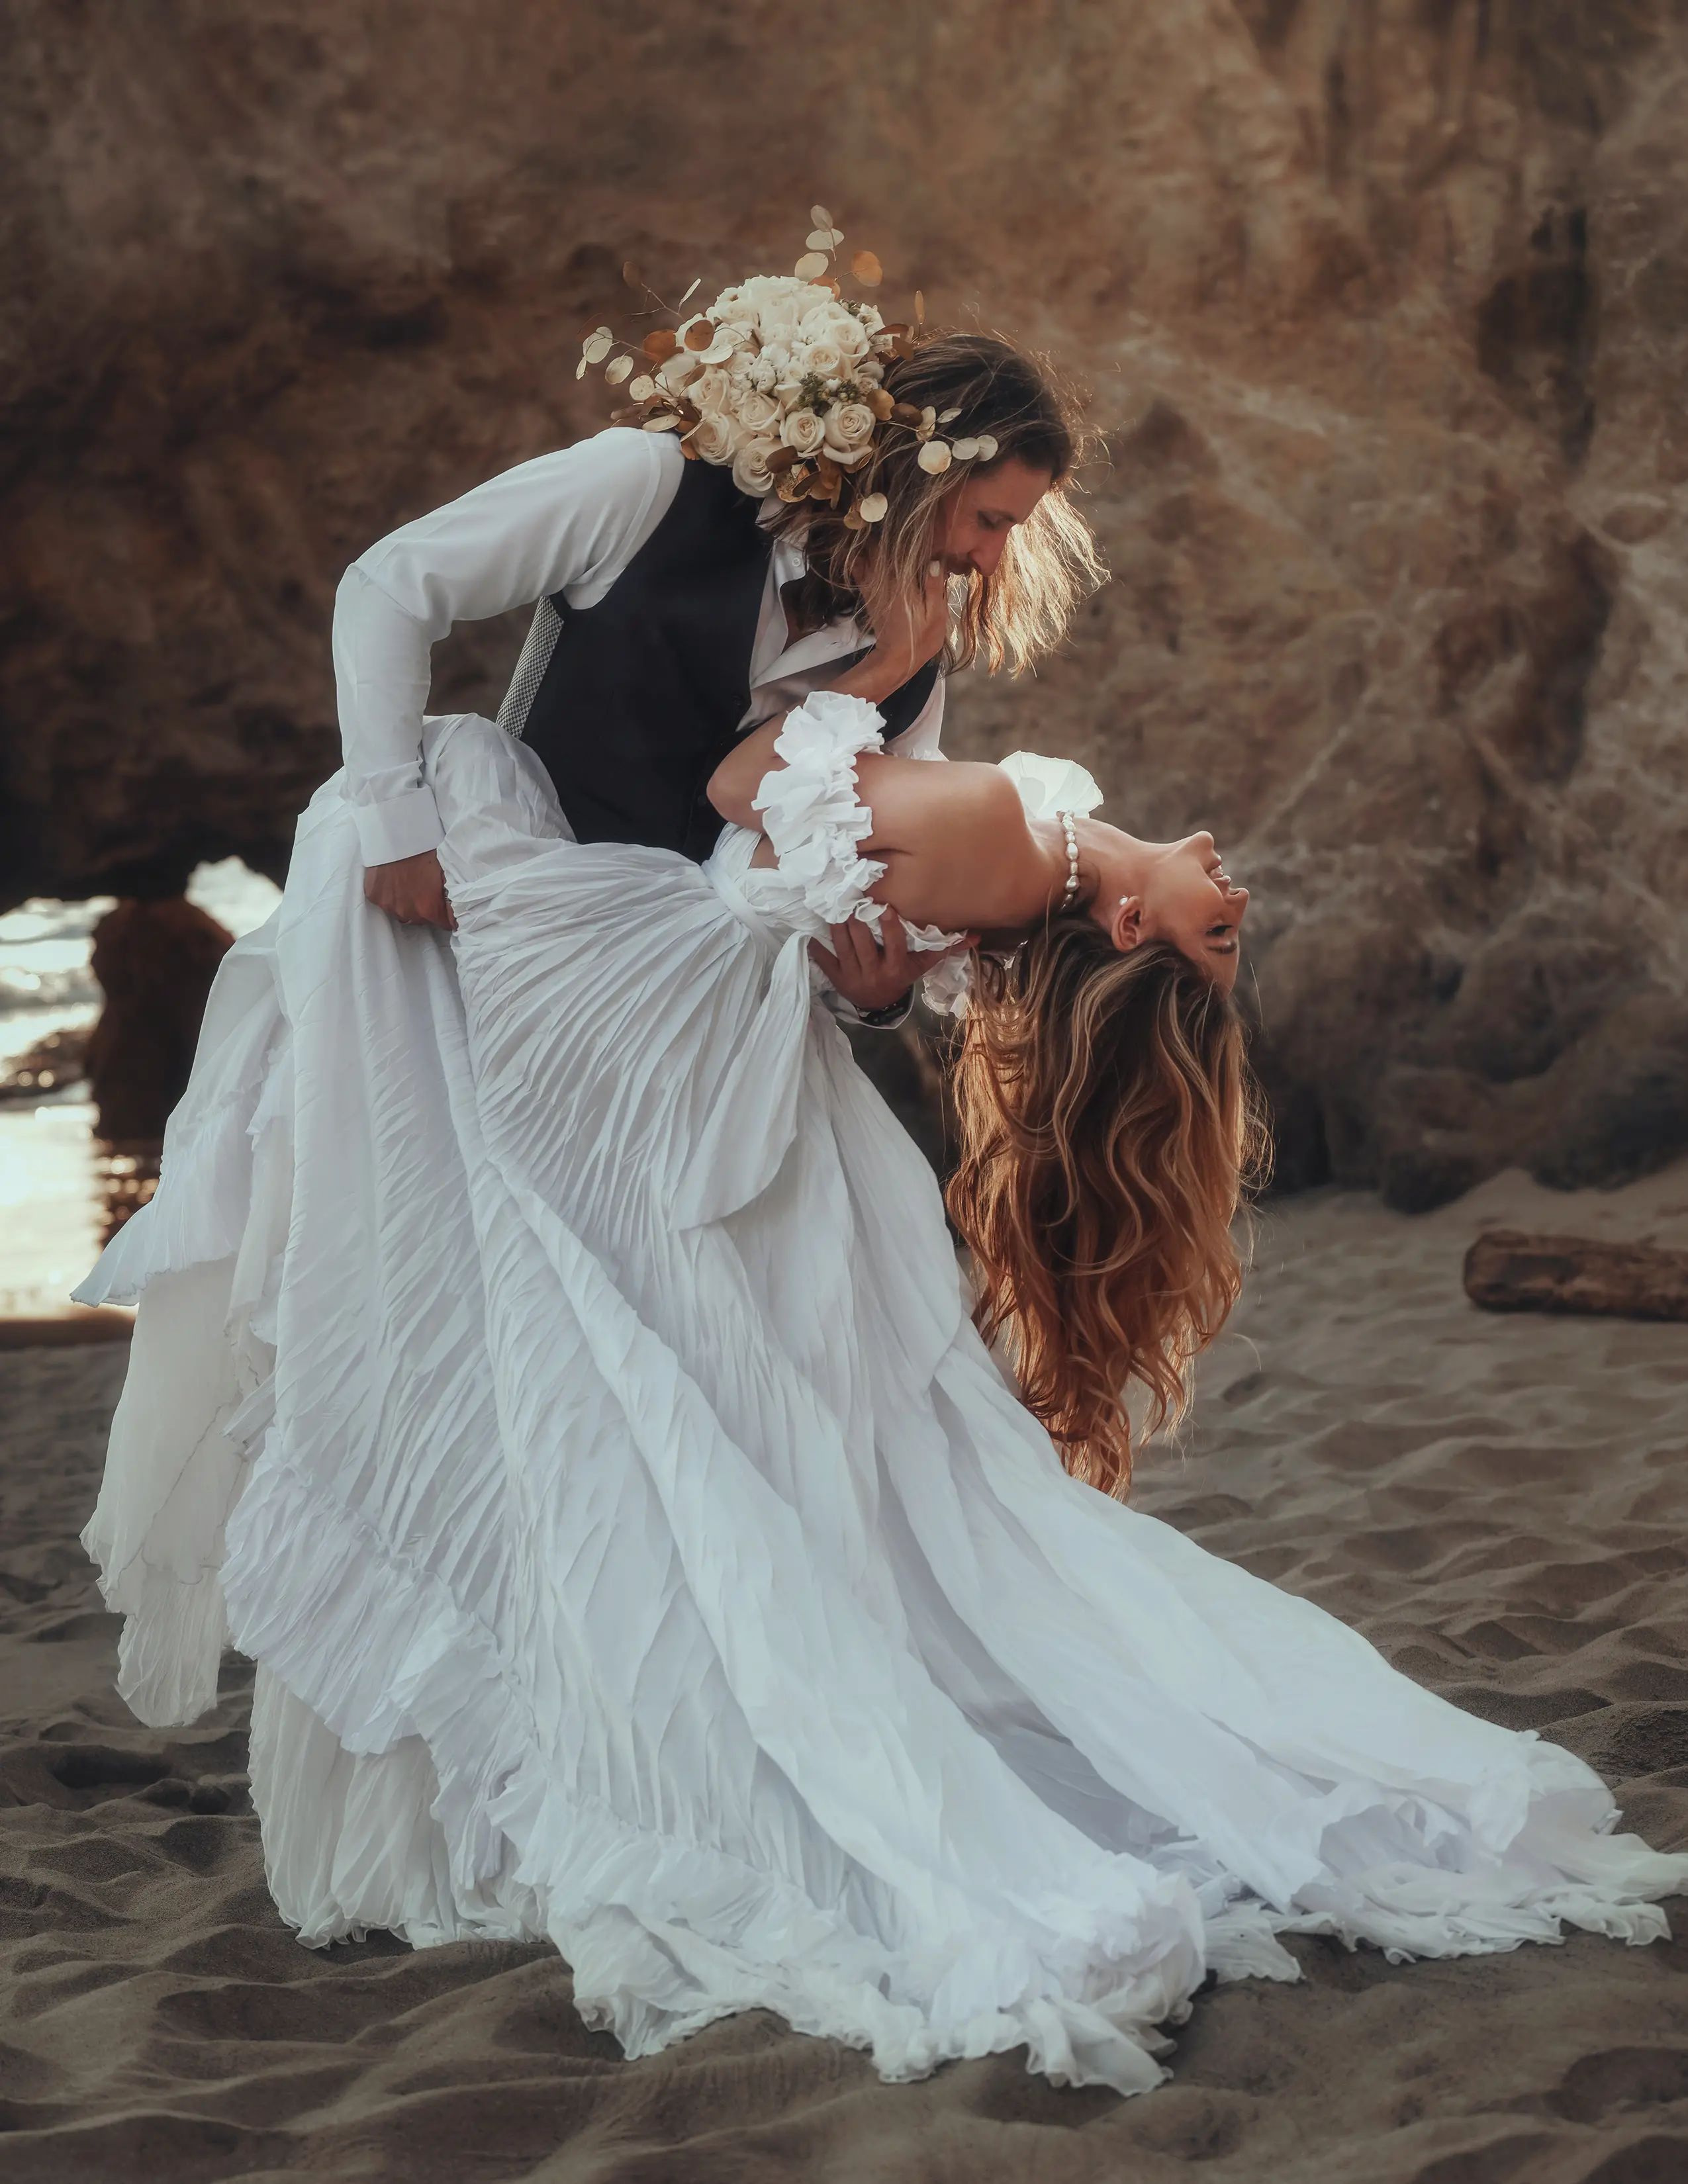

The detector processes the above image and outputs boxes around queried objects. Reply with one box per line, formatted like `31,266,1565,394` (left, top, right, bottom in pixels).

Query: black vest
511,459,939,862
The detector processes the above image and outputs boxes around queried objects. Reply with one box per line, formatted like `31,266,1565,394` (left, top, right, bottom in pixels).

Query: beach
3,1163,1687,2181
0,865,282,1330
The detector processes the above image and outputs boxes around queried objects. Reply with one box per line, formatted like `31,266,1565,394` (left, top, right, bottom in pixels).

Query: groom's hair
769,332,1106,676
946,915,1270,1498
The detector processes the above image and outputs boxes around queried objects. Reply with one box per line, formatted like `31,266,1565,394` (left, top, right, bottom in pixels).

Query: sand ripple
5,1163,1688,2177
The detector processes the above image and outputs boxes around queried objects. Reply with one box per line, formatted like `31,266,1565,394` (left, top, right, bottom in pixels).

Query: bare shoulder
857,755,1043,929
857,754,1025,856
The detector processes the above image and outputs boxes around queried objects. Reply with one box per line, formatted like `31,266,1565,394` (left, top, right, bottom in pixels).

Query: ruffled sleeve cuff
751,690,890,929
751,687,974,1013
919,953,974,1019
996,750,1105,821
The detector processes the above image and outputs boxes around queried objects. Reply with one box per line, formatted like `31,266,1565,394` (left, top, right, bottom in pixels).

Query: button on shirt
334,428,946,867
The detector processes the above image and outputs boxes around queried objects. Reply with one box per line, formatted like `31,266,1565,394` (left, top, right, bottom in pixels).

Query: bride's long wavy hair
945,917,1270,1498
767,331,1105,673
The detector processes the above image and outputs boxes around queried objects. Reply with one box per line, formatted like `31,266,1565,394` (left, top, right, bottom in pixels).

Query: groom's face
935,459,1053,581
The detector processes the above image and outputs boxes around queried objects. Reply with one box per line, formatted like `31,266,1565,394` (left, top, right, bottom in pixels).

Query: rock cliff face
4,1,1685,1203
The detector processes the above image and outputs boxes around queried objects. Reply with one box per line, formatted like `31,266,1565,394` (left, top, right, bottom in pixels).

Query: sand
5,1166,1688,2182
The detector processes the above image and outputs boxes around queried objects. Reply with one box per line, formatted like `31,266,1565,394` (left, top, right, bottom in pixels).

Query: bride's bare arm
711,711,1054,937
708,708,799,828
711,713,1046,913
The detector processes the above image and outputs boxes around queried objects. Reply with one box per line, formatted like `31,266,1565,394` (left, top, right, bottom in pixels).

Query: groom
340,426,1045,1015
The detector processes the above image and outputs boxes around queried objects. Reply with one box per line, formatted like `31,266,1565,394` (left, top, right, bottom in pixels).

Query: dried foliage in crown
575,208,998,525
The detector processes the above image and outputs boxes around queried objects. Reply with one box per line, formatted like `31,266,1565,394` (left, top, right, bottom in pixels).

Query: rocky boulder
3,0,1685,1204
85,899,232,1144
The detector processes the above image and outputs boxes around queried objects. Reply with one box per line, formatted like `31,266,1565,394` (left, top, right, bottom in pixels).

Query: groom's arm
338,430,680,908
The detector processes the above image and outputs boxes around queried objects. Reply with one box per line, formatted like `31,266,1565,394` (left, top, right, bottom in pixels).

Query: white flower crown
577,209,998,525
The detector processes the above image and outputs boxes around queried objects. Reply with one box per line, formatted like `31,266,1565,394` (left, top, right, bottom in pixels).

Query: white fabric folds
78,699,1688,2098
996,749,1104,821
748,688,968,1011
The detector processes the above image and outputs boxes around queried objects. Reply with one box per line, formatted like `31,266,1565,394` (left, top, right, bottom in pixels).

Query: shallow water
0,860,281,1316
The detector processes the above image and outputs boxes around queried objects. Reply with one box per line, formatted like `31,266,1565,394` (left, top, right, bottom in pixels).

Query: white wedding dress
77,694,1688,2097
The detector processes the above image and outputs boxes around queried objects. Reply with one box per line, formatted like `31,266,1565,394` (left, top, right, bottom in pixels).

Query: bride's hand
842,559,951,705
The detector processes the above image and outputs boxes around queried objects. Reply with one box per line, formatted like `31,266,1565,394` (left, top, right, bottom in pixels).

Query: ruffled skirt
77,712,1688,2097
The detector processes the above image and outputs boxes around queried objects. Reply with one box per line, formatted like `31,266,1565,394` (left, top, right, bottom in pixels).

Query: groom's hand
363,849,457,931
810,917,978,1017
839,561,951,707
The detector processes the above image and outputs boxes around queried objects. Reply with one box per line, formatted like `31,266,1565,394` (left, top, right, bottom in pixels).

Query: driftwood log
1464,1230,1688,1323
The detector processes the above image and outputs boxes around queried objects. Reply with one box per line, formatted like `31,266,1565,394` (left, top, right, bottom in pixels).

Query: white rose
803,341,844,380
755,295,805,345
799,308,853,353
855,357,885,385
658,352,699,394
855,303,884,335
712,287,758,332
688,365,731,413
781,407,827,457
746,355,777,392
732,388,780,432
832,316,870,363
731,435,780,496
742,275,804,311
827,400,876,453
688,411,740,464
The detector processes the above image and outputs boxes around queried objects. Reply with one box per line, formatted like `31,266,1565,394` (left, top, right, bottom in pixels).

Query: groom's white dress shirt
333,428,946,868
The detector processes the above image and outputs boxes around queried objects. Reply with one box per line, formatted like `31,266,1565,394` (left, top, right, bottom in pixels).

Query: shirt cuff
349,783,445,866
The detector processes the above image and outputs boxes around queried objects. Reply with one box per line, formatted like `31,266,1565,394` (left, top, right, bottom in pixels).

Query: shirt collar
749,529,866,688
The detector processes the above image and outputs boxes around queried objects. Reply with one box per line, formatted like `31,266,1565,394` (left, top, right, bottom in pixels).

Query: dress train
77,701,1688,2095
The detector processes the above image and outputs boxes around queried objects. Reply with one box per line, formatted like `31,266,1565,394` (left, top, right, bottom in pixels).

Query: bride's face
1087,827,1249,991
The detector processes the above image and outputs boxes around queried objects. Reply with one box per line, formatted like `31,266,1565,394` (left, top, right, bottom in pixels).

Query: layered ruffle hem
78,696,1688,2097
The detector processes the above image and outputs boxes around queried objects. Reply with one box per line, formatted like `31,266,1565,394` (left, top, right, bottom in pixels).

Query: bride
77,292,1688,2102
